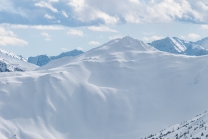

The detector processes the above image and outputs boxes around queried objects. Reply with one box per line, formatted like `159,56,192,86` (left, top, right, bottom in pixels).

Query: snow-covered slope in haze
0,49,38,71
195,37,208,49
144,111,208,139
150,37,208,56
28,55,51,67
28,49,83,66
1,36,208,139
50,49,83,60
150,37,187,54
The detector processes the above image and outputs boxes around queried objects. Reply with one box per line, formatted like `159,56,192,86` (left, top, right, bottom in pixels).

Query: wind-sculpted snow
0,37,208,139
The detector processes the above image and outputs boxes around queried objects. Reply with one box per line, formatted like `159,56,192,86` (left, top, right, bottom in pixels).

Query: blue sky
0,0,208,57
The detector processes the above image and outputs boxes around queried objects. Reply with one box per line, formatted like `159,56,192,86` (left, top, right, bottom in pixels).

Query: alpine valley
0,36,208,139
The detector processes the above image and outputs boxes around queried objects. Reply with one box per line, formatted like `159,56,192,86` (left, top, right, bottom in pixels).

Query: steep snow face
28,55,51,66
0,59,25,72
0,49,38,71
150,37,187,54
1,37,208,139
0,49,27,62
195,37,208,49
144,111,208,139
28,49,83,66
150,37,208,56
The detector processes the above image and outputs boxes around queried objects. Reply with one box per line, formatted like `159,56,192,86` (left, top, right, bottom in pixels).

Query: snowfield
0,36,208,139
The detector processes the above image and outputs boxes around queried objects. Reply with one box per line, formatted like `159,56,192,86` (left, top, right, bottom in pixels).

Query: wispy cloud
89,41,100,45
88,26,117,32
61,11,68,18
142,36,164,42
67,29,84,37
1,24,65,30
0,27,28,46
35,1,58,13
41,32,51,41
109,35,122,40
200,25,208,30
180,33,200,41
44,14,55,19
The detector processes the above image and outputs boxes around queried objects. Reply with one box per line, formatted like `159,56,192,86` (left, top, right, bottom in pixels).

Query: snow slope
28,49,83,66
0,58,25,72
0,49,27,62
0,49,38,71
150,37,208,56
1,36,208,139
195,37,208,49
144,111,208,139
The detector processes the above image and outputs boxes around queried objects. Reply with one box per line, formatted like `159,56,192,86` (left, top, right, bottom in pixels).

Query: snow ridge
0,49,27,62
150,37,208,56
28,49,83,66
0,58,25,72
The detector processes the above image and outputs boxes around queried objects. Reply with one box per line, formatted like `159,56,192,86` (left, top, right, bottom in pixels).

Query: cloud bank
0,0,208,26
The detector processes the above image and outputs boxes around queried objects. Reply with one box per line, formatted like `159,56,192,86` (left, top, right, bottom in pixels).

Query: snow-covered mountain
1,36,208,139
0,49,27,62
149,37,208,56
0,49,38,71
28,55,51,67
144,111,208,139
195,37,208,49
28,49,83,66
0,59,25,72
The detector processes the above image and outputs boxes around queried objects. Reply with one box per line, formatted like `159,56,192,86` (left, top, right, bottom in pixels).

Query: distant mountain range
28,49,83,66
0,36,208,71
149,37,208,56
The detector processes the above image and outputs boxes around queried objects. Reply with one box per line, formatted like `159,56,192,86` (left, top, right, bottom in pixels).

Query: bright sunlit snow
0,37,208,138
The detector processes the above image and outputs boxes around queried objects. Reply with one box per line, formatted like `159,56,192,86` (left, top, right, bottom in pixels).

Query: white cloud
61,47,68,51
41,32,51,41
109,35,122,40
89,41,100,45
76,47,84,51
67,29,84,37
1,24,65,30
68,0,119,24
200,25,208,30
66,0,207,24
61,11,68,18
49,0,59,2
142,36,164,42
187,33,200,40
35,1,58,13
180,33,200,41
44,14,55,19
68,0,85,11
0,27,28,46
88,26,117,32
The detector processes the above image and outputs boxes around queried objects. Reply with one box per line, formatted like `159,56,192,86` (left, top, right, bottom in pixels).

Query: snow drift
0,36,208,139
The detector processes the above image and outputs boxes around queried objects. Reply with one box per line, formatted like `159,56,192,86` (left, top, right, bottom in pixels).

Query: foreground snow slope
144,111,208,139
1,37,208,139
